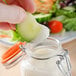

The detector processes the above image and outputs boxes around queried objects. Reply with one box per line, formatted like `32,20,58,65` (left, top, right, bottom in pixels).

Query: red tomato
48,20,63,33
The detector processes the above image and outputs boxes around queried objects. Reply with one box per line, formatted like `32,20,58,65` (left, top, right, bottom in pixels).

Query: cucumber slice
16,13,42,42
11,30,25,42
32,24,50,44
34,14,52,23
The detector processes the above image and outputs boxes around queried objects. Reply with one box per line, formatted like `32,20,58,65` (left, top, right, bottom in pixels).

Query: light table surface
0,39,76,76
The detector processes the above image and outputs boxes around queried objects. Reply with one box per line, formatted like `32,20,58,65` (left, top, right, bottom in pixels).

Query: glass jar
20,37,71,76
1,37,71,76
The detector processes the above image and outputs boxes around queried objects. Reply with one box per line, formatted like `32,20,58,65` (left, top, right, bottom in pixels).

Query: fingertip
0,4,26,24
18,0,36,13
26,1,36,13
8,5,26,24
15,6,26,23
28,4,36,13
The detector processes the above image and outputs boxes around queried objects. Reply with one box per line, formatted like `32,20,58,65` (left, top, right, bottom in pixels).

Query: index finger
17,0,36,13
0,0,36,13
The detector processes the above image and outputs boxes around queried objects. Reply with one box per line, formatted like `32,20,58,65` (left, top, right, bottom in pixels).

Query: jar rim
24,37,62,59
1,37,65,68
30,49,68,60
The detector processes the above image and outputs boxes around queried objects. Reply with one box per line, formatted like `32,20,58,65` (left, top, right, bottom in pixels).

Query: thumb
0,22,16,30
0,3,26,24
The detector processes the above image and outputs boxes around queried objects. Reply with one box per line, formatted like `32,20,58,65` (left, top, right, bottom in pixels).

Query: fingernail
0,4,26,24
18,7,26,23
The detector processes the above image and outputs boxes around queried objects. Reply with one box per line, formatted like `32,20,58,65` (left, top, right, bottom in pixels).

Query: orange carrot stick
0,35,11,38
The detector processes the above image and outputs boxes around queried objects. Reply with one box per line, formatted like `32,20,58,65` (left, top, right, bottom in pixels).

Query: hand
0,0,36,30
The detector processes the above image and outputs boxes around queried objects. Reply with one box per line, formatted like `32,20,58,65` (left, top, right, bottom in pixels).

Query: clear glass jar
20,37,71,76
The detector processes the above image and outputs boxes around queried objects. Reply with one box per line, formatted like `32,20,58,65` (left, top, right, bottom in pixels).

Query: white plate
51,31,76,44
0,31,76,47
0,38,16,47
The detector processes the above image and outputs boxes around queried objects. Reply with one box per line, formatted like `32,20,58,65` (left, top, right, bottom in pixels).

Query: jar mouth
24,37,62,59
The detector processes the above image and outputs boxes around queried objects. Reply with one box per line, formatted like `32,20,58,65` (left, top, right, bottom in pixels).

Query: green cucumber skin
11,30,26,42
16,24,41,42
11,25,29,42
34,14,52,23
11,13,51,42
16,13,42,42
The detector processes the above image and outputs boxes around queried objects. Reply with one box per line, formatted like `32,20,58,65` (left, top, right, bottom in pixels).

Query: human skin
0,0,36,30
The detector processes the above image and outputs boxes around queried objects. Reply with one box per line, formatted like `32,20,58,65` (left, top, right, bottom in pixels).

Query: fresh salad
0,0,76,43
0,13,49,43
33,0,76,33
